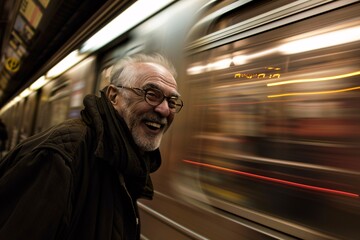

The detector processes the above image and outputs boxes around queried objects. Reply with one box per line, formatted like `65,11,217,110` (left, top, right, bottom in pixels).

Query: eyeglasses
115,85,183,113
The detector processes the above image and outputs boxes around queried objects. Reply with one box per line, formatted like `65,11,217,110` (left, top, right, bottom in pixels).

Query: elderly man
0,53,183,239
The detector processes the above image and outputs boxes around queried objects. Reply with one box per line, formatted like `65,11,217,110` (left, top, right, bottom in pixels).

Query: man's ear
106,85,118,105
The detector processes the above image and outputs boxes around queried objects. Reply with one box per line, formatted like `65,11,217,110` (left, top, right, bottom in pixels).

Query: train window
21,92,38,138
98,65,113,92
184,1,360,239
49,77,69,100
49,96,70,127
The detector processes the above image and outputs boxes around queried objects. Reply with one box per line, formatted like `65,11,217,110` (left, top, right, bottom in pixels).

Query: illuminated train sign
234,67,281,79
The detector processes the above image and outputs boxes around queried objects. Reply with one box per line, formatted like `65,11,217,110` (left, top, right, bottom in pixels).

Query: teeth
145,122,161,129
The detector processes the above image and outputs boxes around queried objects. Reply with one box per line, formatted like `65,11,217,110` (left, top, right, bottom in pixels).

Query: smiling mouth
145,121,164,131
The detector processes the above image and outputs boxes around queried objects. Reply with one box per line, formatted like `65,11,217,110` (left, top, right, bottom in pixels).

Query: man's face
110,62,179,151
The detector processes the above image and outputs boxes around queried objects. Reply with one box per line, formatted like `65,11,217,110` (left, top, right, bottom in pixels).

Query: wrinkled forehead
134,62,179,95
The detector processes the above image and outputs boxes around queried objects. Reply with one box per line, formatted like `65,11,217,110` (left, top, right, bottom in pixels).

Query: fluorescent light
278,26,360,54
46,50,86,78
13,96,22,103
80,0,174,53
20,88,32,98
30,76,49,90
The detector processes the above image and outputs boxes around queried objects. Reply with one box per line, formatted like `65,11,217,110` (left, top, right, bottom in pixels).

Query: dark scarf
80,90,161,199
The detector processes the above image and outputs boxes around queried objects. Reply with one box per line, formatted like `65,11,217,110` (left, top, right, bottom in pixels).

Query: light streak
183,160,359,198
267,71,360,87
267,86,360,98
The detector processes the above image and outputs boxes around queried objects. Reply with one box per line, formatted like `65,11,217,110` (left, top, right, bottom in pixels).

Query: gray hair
109,53,177,86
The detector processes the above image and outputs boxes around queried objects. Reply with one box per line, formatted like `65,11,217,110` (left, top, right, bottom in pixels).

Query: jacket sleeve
0,149,72,239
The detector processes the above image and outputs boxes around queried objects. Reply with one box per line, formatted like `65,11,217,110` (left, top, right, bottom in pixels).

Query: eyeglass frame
114,85,183,113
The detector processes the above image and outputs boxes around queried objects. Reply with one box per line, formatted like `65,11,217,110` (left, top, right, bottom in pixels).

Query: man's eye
147,90,157,97
146,89,162,100
167,99,177,108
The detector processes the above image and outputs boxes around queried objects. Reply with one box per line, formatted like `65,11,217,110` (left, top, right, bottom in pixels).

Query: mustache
143,113,168,125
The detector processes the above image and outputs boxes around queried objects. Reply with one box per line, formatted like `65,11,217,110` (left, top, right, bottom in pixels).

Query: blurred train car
1,0,360,239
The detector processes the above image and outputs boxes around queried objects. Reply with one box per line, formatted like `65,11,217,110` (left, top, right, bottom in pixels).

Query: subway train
1,0,360,239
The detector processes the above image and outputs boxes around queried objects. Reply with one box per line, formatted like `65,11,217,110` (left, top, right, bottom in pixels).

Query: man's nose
154,99,171,116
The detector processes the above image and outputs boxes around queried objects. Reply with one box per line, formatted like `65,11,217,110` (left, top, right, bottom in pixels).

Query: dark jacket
0,91,161,239
0,120,7,151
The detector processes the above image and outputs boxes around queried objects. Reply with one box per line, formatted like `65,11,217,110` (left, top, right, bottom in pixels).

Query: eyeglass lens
145,88,183,113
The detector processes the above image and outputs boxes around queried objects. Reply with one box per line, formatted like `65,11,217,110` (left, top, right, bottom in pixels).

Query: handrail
138,202,209,240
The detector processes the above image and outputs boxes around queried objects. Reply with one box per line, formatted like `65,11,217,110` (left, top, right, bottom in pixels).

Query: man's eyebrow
143,83,180,97
143,83,159,89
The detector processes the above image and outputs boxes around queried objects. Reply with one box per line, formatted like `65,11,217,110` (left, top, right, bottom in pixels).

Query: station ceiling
0,0,133,109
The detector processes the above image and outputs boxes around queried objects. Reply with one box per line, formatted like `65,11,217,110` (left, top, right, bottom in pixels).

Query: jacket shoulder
40,118,89,158
2,119,89,163
0,119,90,181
